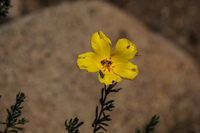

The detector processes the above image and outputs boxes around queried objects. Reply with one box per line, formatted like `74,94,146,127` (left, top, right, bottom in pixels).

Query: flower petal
91,31,112,59
113,62,138,80
77,52,100,72
111,38,137,63
98,71,121,85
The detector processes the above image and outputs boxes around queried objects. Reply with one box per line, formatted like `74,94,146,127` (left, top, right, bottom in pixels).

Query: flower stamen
101,58,113,72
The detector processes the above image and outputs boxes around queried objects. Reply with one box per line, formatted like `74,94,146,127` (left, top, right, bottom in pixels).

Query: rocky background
3,0,200,66
109,0,200,64
0,0,200,133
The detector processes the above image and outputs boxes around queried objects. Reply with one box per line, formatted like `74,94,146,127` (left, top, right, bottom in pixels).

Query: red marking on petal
127,45,130,49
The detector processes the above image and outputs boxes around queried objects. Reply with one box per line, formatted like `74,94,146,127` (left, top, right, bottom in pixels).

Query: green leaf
16,127,25,130
99,98,103,104
95,106,98,119
94,126,101,132
18,106,24,110
101,88,104,99
136,115,160,133
92,82,120,133
75,122,84,128
0,122,7,124
103,103,115,111
69,118,72,123
8,130,18,132
65,117,84,133
6,109,11,116
135,128,141,133
100,122,109,126
111,88,122,92
13,113,21,118
109,82,117,90
2,92,29,132
100,115,110,121
105,100,114,105
99,124,107,131
11,125,17,129
73,117,78,125
65,120,68,127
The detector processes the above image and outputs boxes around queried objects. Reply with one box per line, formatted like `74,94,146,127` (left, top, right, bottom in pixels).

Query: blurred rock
0,1,200,133
8,0,22,19
5,0,200,67
109,0,200,66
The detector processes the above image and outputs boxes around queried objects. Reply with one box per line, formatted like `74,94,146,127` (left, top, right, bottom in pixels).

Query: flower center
101,58,113,72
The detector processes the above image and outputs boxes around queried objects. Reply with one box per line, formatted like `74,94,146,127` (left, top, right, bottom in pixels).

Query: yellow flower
77,31,138,85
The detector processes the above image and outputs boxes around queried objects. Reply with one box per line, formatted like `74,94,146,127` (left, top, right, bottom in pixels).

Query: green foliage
0,0,11,18
0,92,29,133
92,82,122,133
65,117,84,133
135,115,160,133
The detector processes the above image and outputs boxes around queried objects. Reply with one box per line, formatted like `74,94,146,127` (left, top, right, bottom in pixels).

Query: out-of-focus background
4,0,200,65
0,0,200,133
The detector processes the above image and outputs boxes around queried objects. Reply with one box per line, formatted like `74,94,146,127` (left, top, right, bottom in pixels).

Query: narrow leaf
75,122,84,128
0,122,7,124
65,120,68,127
135,128,141,133
16,127,24,130
18,107,24,110
100,122,109,126
13,114,21,118
94,126,101,132
111,88,122,92
73,117,78,125
101,88,104,99
6,109,11,116
95,106,98,119
99,124,107,131
105,100,114,105
8,130,18,132
99,98,103,104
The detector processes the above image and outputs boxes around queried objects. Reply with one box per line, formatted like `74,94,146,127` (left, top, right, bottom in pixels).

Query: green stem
93,84,107,133
93,82,117,133
3,94,22,133
4,112,12,133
